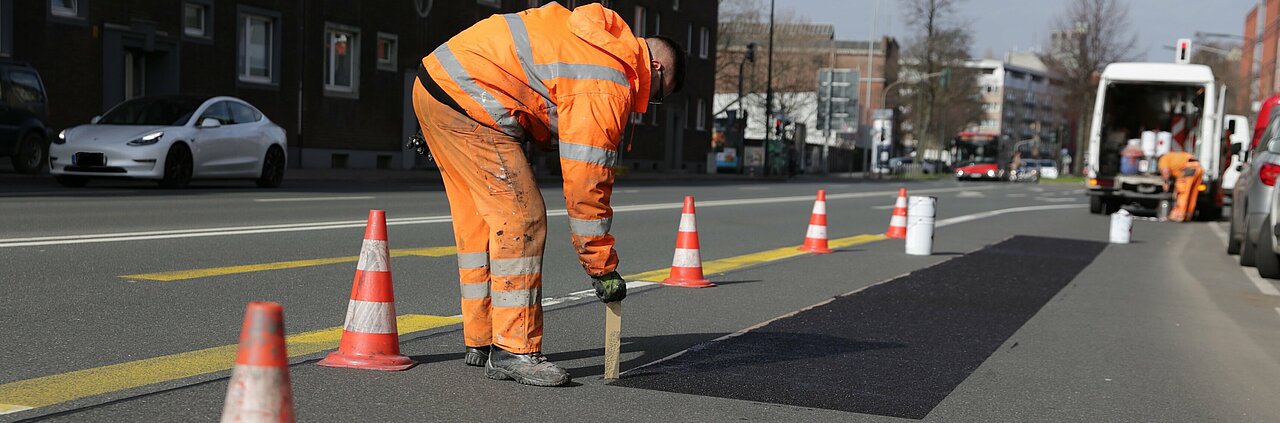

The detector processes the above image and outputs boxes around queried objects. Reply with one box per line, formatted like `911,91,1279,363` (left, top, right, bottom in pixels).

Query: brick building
0,0,715,172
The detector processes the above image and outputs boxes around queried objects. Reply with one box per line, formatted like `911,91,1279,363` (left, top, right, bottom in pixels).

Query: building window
699,27,709,59
633,6,646,37
50,0,78,18
185,2,211,38
687,24,693,57
696,98,706,130
376,32,397,71
325,24,360,95
239,14,274,84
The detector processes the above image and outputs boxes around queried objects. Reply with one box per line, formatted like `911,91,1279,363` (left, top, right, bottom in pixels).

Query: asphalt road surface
1,174,1278,422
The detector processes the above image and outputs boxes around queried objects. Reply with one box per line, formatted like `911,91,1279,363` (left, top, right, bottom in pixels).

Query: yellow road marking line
626,233,888,282
0,314,460,414
121,246,458,281
8,234,890,414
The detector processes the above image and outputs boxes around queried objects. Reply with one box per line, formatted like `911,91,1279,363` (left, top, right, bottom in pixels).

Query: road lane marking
1006,193,1027,197
0,185,1002,248
0,314,460,415
121,247,457,281
0,198,1071,416
1208,222,1280,296
956,191,985,198
253,196,376,203
871,205,895,210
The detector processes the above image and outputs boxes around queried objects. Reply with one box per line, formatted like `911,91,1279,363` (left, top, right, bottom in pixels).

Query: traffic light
745,42,757,63
774,118,784,138
939,68,952,89
1175,38,1191,64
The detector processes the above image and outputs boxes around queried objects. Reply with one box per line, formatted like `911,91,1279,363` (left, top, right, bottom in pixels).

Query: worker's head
645,36,686,105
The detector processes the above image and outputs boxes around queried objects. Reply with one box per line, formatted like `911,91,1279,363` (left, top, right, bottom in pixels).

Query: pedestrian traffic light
939,68,952,89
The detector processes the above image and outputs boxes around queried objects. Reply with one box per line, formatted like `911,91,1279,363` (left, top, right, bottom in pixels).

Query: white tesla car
50,95,287,188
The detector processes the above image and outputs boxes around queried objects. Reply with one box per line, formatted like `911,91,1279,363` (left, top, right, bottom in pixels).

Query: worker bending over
412,3,685,386
1158,150,1203,222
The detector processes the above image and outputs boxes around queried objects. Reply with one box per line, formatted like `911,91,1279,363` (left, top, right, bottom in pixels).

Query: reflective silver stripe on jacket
533,63,629,87
460,281,491,300
491,287,541,308
431,44,524,137
559,142,618,167
490,256,542,276
457,252,490,269
569,217,612,237
503,13,557,139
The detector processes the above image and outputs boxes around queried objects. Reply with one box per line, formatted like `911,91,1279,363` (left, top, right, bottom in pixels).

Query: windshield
963,158,997,166
98,97,208,126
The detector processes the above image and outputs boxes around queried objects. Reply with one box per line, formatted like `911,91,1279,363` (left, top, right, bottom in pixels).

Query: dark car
0,61,51,174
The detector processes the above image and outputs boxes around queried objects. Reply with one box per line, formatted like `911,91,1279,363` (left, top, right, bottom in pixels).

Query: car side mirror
1231,143,1243,156
90,115,101,124
199,118,222,128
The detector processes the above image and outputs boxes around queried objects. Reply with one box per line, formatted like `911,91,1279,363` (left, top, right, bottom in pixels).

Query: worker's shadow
555,331,904,380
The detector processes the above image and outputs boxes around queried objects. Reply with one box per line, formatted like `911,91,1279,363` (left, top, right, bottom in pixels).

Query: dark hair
649,35,685,93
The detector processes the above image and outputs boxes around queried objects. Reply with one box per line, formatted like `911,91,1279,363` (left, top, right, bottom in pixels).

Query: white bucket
1110,209,1133,244
905,196,937,256
1141,131,1157,157
1156,131,1173,156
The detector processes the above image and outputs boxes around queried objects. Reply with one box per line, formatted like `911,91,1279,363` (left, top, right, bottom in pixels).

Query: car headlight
956,170,965,176
986,169,995,177
55,129,67,145
127,131,164,146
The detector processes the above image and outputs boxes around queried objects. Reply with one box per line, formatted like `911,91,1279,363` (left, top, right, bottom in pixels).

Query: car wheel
159,144,193,189
1227,214,1242,255
1256,217,1280,279
255,146,285,188
11,132,47,174
1241,222,1258,267
1089,196,1102,214
54,175,89,187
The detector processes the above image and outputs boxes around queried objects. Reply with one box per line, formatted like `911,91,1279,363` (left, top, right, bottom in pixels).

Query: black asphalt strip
612,236,1107,419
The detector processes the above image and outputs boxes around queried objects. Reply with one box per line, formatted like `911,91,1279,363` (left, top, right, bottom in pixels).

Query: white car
1033,159,1059,179
50,95,287,188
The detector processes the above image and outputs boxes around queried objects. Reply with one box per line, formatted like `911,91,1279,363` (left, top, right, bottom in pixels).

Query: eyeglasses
649,67,665,105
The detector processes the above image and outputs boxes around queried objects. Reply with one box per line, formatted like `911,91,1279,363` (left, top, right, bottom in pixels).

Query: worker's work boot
464,345,490,367
485,347,571,387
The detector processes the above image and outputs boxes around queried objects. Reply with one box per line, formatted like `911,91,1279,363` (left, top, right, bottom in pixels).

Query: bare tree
898,0,982,152
1041,0,1139,171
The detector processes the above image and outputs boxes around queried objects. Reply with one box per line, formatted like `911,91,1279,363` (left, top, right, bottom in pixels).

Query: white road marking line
956,191,986,198
935,204,1083,227
1208,222,1280,297
253,196,376,203
871,205,895,210
0,185,1001,248
1007,193,1028,197
1028,187,1046,192
737,186,771,191
1036,197,1079,203
617,189,641,194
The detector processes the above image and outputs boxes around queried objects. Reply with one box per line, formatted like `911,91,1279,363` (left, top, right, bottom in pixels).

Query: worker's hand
591,271,627,303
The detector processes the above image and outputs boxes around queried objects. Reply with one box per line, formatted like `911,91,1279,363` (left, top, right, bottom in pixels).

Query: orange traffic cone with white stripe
798,189,834,254
221,301,295,423
663,196,714,288
885,188,908,239
317,210,415,371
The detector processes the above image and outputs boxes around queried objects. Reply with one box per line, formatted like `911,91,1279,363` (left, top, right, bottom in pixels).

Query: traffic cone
798,190,834,254
317,210,415,371
885,188,908,239
221,301,295,423
663,196,714,288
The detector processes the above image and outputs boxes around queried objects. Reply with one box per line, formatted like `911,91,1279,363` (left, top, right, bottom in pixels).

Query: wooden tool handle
603,301,622,379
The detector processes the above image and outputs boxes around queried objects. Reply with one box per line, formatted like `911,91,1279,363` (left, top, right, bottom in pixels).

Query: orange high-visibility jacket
421,3,652,276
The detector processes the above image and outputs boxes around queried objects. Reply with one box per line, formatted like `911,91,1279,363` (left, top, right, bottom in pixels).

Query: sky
785,0,1252,62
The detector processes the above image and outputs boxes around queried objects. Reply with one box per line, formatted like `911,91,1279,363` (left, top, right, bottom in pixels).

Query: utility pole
763,0,775,176
864,0,879,179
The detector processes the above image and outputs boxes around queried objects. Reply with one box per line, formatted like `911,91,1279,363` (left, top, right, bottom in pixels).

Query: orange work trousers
1169,162,1204,222
412,83,546,354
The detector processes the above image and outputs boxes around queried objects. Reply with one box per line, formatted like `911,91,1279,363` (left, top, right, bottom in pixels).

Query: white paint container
1110,209,1133,244
1141,131,1157,157
1156,131,1173,156
905,196,937,256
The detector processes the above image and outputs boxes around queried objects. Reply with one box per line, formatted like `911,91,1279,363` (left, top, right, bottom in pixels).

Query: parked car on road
50,95,287,188
1030,159,1059,179
1228,94,1280,271
0,60,52,174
